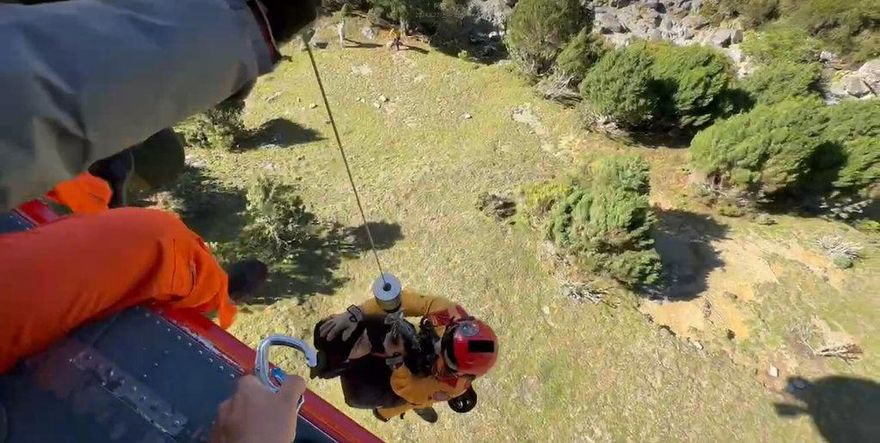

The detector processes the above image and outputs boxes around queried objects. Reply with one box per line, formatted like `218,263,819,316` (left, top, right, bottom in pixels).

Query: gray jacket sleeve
0,0,275,210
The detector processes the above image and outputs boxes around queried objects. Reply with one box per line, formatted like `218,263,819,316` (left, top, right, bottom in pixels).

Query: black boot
89,149,134,208
414,407,438,424
226,259,268,301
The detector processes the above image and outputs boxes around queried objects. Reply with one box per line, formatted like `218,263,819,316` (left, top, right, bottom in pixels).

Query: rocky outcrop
827,58,880,102
594,1,753,76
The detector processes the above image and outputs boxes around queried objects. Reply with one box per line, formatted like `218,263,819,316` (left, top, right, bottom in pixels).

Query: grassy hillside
173,24,880,442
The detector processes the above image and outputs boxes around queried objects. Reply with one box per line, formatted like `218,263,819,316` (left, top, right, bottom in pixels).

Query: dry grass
179,18,880,442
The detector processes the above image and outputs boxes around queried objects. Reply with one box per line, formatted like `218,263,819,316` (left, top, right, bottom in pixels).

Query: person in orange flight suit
314,289,498,423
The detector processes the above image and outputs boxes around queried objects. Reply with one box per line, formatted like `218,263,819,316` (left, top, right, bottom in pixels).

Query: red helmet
441,318,498,376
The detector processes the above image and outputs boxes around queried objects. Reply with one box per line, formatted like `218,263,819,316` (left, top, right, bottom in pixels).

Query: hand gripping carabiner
254,335,318,410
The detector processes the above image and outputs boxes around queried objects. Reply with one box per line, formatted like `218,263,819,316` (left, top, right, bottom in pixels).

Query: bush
580,43,660,128
651,44,735,128
690,98,829,194
520,180,573,217
701,0,780,27
238,176,316,262
554,29,607,83
817,100,880,194
506,0,591,76
780,0,880,58
548,156,661,286
742,61,822,106
178,99,247,151
741,25,822,64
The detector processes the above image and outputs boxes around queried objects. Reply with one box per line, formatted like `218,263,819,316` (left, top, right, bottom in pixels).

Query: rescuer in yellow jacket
314,289,498,423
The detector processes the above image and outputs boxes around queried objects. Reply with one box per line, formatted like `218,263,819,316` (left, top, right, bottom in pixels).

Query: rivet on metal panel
132,386,138,392
187,342,193,347
219,365,224,371
208,358,214,363
154,363,159,368
140,395,147,402
173,420,181,426
229,374,235,379
144,311,151,318
166,328,171,332
176,335,182,340
163,349,170,355
198,350,204,355
109,369,115,377
142,374,148,380
155,320,161,325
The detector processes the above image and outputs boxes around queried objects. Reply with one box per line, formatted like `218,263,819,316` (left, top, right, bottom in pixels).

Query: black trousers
312,318,407,410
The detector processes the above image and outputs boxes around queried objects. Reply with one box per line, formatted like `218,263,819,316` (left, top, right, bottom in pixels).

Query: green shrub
701,0,780,27
554,29,606,83
178,99,247,151
506,0,590,76
520,180,573,217
690,98,829,194
580,43,660,128
548,156,661,286
239,176,316,262
742,61,822,106
780,0,880,58
651,44,735,128
816,100,880,194
833,137,880,193
741,25,822,64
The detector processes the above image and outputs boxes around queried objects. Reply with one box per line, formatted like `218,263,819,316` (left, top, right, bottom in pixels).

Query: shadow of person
400,44,428,54
646,209,729,300
775,376,880,443
342,38,383,49
237,118,324,151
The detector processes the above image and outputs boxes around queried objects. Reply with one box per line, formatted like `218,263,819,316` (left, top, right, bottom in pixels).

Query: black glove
448,386,477,413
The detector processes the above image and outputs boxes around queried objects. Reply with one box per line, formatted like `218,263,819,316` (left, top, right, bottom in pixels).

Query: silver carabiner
254,335,318,410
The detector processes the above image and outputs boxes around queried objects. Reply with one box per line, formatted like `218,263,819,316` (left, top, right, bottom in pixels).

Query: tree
548,156,661,286
651,43,735,128
505,0,591,76
580,43,660,128
742,61,822,106
554,28,607,83
690,98,829,195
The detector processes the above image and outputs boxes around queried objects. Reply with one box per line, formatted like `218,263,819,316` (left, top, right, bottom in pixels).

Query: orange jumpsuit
358,290,472,420
0,205,236,373
46,172,114,215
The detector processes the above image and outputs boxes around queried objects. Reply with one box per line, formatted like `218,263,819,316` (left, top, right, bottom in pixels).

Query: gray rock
710,29,734,48
642,9,662,26
843,75,872,97
768,365,779,378
660,16,676,31
681,14,708,30
857,58,880,93
361,26,376,40
730,29,743,44
463,113,473,120
725,45,744,64
649,29,663,41
820,51,839,64
378,95,389,102
597,13,626,34
644,0,661,10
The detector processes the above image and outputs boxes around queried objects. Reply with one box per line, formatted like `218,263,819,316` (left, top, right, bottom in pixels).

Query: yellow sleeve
359,288,457,317
388,366,464,406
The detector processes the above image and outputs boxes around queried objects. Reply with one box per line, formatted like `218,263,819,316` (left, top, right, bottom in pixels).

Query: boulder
857,58,880,93
681,14,708,30
730,29,743,44
709,28,734,48
361,26,376,40
644,0,661,10
649,29,663,41
597,13,626,34
842,75,872,97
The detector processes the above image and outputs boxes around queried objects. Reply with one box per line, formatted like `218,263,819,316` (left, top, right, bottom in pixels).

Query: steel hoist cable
301,35,388,287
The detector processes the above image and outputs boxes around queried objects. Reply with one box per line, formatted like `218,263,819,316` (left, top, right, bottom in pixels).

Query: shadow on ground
248,220,405,305
141,165,248,243
775,376,880,443
237,118,324,151
342,38,384,49
647,208,729,300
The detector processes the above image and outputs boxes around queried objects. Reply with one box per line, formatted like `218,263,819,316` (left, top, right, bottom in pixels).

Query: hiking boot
414,407,438,424
89,149,134,208
226,259,268,301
